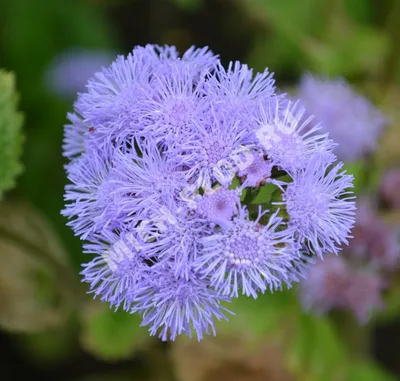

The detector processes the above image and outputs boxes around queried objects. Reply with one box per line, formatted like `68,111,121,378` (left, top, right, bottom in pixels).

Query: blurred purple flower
343,269,384,324
351,201,399,270
46,48,115,98
297,74,387,162
300,199,399,323
301,255,384,323
379,169,400,210
301,256,350,315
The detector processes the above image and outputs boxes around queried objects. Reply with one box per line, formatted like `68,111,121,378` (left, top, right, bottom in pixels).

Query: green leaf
250,183,277,205
347,361,396,381
0,70,23,197
0,201,76,332
171,0,201,11
240,0,327,74
229,176,248,201
345,0,373,24
286,314,348,381
217,289,299,343
376,272,400,322
306,25,389,77
15,316,79,366
248,0,326,39
342,158,382,195
80,300,151,361
74,375,136,381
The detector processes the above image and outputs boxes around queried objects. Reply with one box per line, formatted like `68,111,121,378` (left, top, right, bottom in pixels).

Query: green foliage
216,287,386,381
345,0,374,23
171,0,202,11
245,0,326,74
287,313,348,381
249,182,277,205
0,201,75,332
377,273,400,323
217,289,298,341
347,361,397,381
251,0,326,38
242,0,390,78
1,0,118,270
75,374,139,381
305,25,389,77
0,70,23,197
80,301,151,361
15,318,79,365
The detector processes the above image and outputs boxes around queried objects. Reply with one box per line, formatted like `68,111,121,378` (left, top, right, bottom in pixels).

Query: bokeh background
1,0,400,380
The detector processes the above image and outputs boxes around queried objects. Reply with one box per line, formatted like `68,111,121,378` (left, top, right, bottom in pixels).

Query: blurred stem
362,154,377,193
382,0,400,89
331,310,371,359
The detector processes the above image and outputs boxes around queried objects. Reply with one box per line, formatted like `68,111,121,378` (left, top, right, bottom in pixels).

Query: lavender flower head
63,45,356,340
297,74,387,162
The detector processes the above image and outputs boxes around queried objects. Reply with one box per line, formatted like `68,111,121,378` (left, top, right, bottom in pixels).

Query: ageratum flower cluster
63,45,356,340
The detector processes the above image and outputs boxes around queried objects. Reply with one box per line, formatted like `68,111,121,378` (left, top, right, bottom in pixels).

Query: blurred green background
1,0,400,380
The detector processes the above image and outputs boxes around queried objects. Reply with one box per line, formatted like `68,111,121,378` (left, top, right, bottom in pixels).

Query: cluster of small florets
63,45,356,340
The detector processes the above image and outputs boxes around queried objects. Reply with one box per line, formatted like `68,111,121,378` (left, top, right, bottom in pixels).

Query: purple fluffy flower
74,45,217,150
63,148,121,239
254,97,336,172
204,61,275,122
111,138,187,222
138,62,212,145
297,74,387,162
63,113,93,160
275,156,356,257
81,229,149,310
238,152,272,187
196,188,239,228
83,221,231,340
131,264,232,341
180,109,253,189
136,205,215,279
63,44,356,340
195,208,303,298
